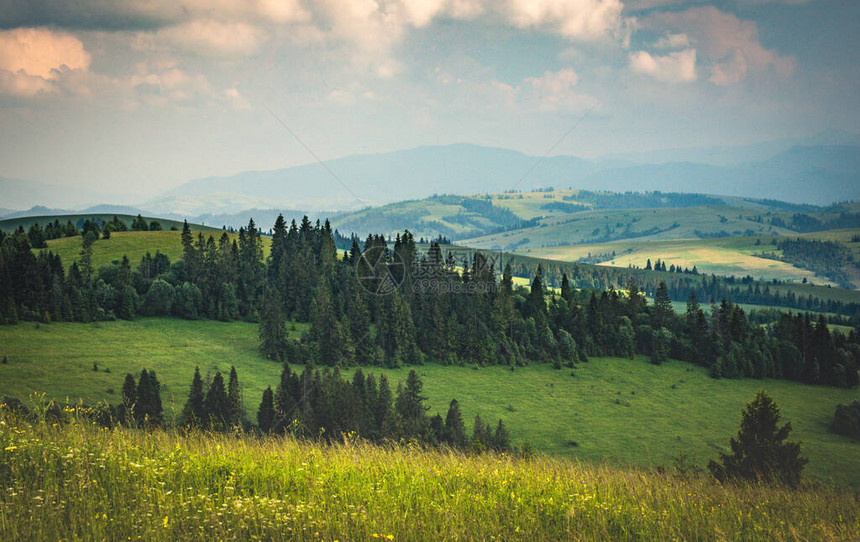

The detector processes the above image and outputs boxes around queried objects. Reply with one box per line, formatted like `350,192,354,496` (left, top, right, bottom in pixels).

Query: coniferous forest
2,215,858,389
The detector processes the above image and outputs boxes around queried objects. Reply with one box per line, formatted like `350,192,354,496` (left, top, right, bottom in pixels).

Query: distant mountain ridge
2,133,859,214
146,142,860,213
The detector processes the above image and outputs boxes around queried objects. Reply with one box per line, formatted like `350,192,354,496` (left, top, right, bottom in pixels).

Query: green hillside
522,236,838,286
41,230,272,270
0,213,219,234
1,319,858,487
461,205,800,250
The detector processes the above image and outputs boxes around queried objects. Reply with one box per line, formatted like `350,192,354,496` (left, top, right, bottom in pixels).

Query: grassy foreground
1,319,859,487
1,408,858,541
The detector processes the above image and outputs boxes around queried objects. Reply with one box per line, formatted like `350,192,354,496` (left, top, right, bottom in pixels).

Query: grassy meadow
522,236,836,286
43,230,273,270
1,319,858,487
2,409,858,541
461,206,799,250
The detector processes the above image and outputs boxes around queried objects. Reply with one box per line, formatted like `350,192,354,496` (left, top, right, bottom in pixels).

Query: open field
462,205,800,250
520,231,860,288
1,319,858,487
42,230,273,270
521,236,835,286
2,413,858,541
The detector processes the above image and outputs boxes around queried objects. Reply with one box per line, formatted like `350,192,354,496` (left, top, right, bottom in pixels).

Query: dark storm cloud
0,0,185,31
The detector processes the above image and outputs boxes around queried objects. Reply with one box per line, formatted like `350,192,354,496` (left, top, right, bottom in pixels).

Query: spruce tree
560,273,572,303
652,281,673,329
205,371,230,430
528,265,546,317
259,288,287,360
257,387,275,434
181,366,206,427
119,373,137,425
708,391,808,486
395,370,429,439
492,419,511,452
375,374,394,439
444,399,467,449
135,369,163,427
228,366,243,427
274,363,297,432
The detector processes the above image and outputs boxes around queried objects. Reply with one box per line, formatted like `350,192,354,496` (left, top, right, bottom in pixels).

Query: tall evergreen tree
228,366,244,427
257,387,275,434
119,373,137,425
180,366,206,427
205,371,230,429
259,288,287,360
135,369,163,427
444,399,467,449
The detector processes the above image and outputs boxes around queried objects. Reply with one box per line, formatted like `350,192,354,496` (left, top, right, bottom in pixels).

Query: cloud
0,0,309,31
0,27,91,97
629,49,696,83
524,68,583,110
654,32,689,49
224,87,250,109
0,27,90,78
501,0,630,41
142,20,266,57
645,6,793,85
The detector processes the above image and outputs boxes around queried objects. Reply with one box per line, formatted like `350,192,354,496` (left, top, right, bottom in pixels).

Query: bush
708,391,807,486
142,279,174,316
831,401,860,440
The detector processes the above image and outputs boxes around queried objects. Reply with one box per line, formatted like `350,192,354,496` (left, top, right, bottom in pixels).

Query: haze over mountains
2,131,859,221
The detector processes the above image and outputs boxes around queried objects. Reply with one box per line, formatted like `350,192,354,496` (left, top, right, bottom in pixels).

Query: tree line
1,215,858,387
103,364,514,453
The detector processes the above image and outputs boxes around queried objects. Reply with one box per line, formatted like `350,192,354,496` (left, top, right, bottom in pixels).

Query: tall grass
1,402,857,541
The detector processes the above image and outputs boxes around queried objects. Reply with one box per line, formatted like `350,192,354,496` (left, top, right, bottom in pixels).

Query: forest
1,215,858,389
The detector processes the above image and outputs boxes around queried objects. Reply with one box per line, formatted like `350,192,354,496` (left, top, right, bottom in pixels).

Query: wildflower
4,446,18,452
163,516,169,528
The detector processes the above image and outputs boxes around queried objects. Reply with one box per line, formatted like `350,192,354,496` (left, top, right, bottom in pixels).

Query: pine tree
259,288,287,360
528,265,546,317
228,366,243,427
257,387,275,434
708,391,808,486
395,370,429,440
652,281,673,329
205,371,230,430
444,399,467,449
560,273,572,303
135,369,163,427
273,363,297,432
375,374,394,440
181,366,206,427
119,373,137,425
492,419,511,452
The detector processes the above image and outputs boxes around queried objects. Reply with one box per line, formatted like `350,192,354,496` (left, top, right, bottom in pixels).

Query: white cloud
224,87,250,109
0,27,92,97
146,20,266,57
654,32,689,49
501,0,630,41
629,49,697,83
0,27,91,79
646,6,794,86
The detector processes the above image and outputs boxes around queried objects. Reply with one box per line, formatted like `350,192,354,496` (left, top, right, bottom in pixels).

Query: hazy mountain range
2,131,858,221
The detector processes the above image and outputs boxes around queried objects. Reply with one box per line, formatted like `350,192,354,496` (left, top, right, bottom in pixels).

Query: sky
0,0,858,202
